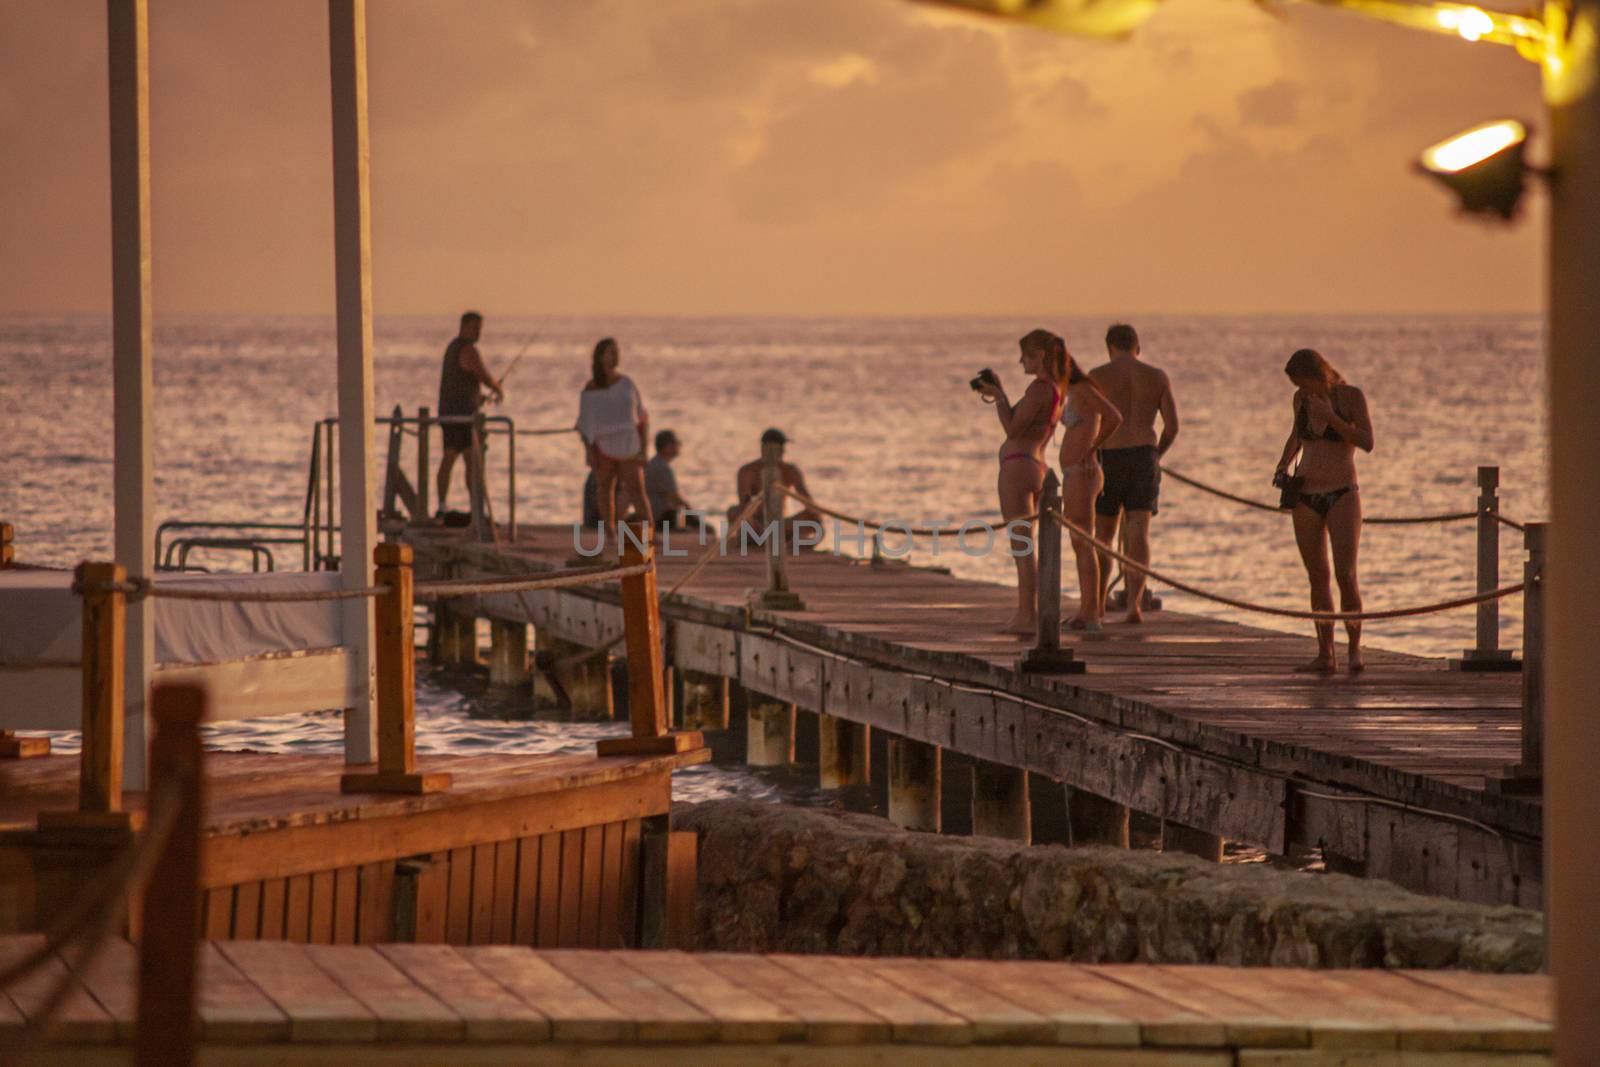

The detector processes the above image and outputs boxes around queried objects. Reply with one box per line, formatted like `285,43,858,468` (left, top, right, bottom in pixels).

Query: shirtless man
435,311,504,513
729,428,822,545
1089,323,1179,623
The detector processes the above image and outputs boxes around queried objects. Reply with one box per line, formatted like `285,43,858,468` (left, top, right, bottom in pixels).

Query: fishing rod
488,334,536,404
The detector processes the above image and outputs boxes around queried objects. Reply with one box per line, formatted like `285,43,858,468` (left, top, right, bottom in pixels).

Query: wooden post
1545,13,1600,1044
416,406,431,520
1455,466,1519,671
678,669,730,731
136,683,204,1067
0,522,12,569
108,0,155,791
971,761,1030,842
818,713,869,789
329,0,379,766
744,699,795,767
1067,786,1130,847
341,544,450,794
598,523,702,756
749,440,805,611
1497,522,1546,794
887,738,941,832
1020,472,1083,674
488,619,529,690
1162,820,1223,862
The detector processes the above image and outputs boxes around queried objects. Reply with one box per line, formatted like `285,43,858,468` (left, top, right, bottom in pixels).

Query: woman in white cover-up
577,337,651,557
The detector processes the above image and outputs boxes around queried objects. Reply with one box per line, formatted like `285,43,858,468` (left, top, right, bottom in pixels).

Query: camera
1271,470,1291,490
969,368,998,392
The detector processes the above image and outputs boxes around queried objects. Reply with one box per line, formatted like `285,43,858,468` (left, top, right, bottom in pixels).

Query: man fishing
435,311,505,516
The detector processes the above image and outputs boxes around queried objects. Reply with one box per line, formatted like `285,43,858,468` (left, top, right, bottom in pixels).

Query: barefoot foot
1123,610,1145,625
1294,655,1337,673
1001,615,1037,636
1347,650,1365,674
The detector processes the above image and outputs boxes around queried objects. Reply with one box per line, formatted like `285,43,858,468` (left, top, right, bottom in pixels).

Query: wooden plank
558,830,584,948
926,959,1141,1047
1401,970,1553,1023
618,950,803,1042
446,846,473,944
333,865,360,944
1089,965,1307,1048
538,948,716,1043
619,818,642,948
413,854,448,944
1319,970,1550,1052
196,940,291,1042
1164,965,1402,1050
865,956,1053,1043
259,877,287,940
768,953,971,1045
309,869,337,944
203,886,234,939
284,873,311,942
304,943,462,1040
491,838,518,945
513,835,541,946
357,861,393,944
0,935,116,1042
63,935,138,1038
461,945,633,1042
469,842,497,945
597,822,625,949
579,825,605,947
233,881,263,941
213,940,376,1042
699,953,891,1044
537,832,563,947
378,943,549,1041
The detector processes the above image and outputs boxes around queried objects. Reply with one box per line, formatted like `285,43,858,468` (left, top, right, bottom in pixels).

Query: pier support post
1162,820,1223,862
1067,787,1130,848
538,634,613,720
972,761,1030,842
1020,472,1084,675
488,619,529,691
818,714,869,789
749,439,805,611
342,544,450,794
1455,466,1519,671
432,602,477,668
1497,522,1546,794
678,670,730,732
746,699,796,766
887,738,941,833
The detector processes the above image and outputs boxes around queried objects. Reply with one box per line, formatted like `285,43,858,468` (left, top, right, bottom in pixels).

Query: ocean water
0,313,1547,808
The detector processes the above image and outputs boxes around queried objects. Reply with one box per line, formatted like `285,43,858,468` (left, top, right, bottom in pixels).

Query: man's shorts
440,416,475,451
1096,445,1161,516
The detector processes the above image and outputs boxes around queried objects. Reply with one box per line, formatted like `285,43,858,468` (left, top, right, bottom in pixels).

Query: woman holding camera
1056,343,1122,631
577,337,651,560
1273,348,1374,673
976,330,1068,634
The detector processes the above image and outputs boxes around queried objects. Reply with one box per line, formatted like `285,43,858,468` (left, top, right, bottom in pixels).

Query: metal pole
1544,7,1600,1057
329,0,377,764
1510,523,1545,788
416,405,430,520
107,0,154,790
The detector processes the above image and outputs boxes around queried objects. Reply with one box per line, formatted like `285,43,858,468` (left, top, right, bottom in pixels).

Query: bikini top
1297,387,1344,442
1023,380,1065,438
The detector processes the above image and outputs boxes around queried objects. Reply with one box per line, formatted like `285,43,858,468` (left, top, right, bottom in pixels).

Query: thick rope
1046,506,1524,623
1161,466,1484,526
416,562,650,600
777,485,1034,535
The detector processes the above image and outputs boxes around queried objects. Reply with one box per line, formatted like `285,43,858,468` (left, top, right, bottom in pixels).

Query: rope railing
1045,506,1524,623
776,484,1035,535
1160,466,1486,526
415,561,651,600
0,775,184,1063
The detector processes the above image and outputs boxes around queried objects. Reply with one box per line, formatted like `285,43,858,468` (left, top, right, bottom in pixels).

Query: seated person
645,430,709,533
728,428,823,547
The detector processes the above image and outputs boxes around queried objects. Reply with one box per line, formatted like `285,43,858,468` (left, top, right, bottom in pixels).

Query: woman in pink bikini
1057,348,1122,631
977,328,1069,635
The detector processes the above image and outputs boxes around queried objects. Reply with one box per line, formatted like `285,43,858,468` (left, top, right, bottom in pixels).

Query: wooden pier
407,523,1541,908
0,937,1552,1065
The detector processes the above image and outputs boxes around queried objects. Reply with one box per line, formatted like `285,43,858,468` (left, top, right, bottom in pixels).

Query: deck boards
0,937,1551,1062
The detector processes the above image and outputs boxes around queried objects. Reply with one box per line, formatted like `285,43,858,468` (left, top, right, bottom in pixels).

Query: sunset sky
0,0,1544,316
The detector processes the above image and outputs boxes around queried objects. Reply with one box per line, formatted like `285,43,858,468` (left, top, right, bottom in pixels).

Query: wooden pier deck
0,937,1553,1064
406,525,1540,908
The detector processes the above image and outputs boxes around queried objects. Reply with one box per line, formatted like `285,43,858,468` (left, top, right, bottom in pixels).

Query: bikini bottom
1297,485,1356,517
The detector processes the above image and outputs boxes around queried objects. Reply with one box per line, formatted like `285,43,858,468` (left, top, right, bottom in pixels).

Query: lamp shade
1416,119,1530,219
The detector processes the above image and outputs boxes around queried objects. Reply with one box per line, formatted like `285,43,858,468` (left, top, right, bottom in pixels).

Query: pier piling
817,713,869,789
972,761,1031,842
678,669,730,731
488,619,529,690
887,738,941,833
1067,786,1131,848
1162,820,1224,862
538,633,613,719
746,699,796,766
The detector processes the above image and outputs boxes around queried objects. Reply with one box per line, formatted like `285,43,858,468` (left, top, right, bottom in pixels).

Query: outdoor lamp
1416,119,1534,219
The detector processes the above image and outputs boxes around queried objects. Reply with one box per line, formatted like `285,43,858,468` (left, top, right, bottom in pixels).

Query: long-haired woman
576,337,650,557
1056,343,1122,630
976,329,1067,634
1273,348,1374,672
